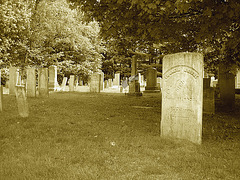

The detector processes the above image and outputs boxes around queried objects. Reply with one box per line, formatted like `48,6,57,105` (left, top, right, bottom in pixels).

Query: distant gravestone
161,52,203,144
203,87,215,114
9,67,18,95
157,77,162,90
26,67,36,97
108,79,113,87
90,73,101,93
61,77,68,91
69,75,75,92
48,65,58,91
144,68,160,93
15,85,29,117
38,68,49,97
113,73,120,86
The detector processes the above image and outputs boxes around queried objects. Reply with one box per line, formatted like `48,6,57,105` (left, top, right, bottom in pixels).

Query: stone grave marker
15,85,29,117
100,71,104,91
9,67,18,95
104,80,108,88
61,77,68,91
69,75,75,92
235,70,240,89
161,52,203,144
108,79,113,87
38,68,49,97
113,73,120,87
0,70,2,111
48,65,58,91
144,67,160,93
90,73,101,93
26,67,36,97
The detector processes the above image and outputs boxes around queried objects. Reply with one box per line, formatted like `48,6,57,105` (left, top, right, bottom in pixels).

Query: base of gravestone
15,85,29,118
0,85,3,112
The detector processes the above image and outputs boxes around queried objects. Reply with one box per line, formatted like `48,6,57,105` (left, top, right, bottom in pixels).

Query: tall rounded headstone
38,68,49,97
161,53,203,144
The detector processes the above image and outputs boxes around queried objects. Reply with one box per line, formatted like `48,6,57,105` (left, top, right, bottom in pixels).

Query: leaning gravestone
15,85,29,117
26,67,36,97
38,68,49,97
90,73,101,93
61,77,68,91
161,52,203,144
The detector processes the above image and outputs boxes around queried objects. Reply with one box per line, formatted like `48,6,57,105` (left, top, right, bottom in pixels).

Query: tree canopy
72,0,240,69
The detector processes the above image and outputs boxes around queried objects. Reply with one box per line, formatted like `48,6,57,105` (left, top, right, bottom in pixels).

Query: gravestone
90,73,101,93
113,73,120,87
108,79,113,87
38,68,49,97
61,77,68,91
69,75,75,92
0,85,2,112
128,56,142,96
203,78,215,114
100,71,104,91
26,67,36,97
218,63,235,110
15,85,29,117
161,52,203,144
9,67,18,95
48,65,58,91
144,67,160,93
157,77,162,90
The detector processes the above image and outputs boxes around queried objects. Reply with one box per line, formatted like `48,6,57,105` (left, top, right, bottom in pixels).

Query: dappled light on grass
0,93,239,179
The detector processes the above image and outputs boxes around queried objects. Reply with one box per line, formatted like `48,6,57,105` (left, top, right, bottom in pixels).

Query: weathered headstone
38,68,49,97
15,85,29,117
113,73,120,87
61,77,68,91
48,65,58,91
90,73,101,93
128,56,142,96
161,52,203,144
218,63,235,110
26,67,36,97
144,67,160,93
9,67,18,95
69,75,75,92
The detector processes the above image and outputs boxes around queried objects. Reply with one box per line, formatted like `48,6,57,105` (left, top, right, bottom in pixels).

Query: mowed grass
0,92,240,180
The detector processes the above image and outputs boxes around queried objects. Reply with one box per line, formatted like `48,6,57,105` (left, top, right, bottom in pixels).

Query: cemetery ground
0,92,240,180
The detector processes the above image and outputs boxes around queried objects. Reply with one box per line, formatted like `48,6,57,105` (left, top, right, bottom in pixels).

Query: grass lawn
0,92,240,180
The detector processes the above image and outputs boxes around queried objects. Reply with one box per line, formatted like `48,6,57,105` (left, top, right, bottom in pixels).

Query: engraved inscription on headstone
161,53,203,144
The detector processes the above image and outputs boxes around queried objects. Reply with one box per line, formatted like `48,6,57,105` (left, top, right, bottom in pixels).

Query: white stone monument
161,52,203,144
69,75,75,92
48,65,58,91
9,67,18,95
90,73,101,93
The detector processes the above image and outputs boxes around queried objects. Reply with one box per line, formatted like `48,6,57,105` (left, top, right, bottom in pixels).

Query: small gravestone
61,77,68,91
0,70,2,111
38,68,49,97
9,67,18,95
113,73,120,87
144,67,160,93
235,70,240,88
48,65,58,91
161,52,203,144
15,85,29,117
108,79,113,87
90,73,101,93
69,75,75,92
26,67,36,97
